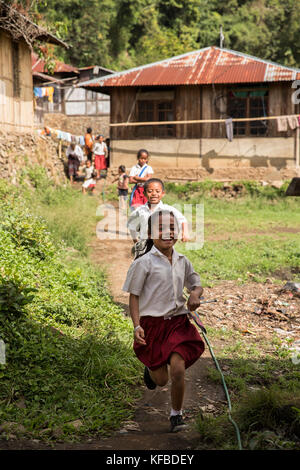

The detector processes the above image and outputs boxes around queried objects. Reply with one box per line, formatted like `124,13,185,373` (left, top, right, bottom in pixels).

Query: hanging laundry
287,115,299,130
277,116,288,132
225,118,233,142
48,87,54,103
33,87,43,98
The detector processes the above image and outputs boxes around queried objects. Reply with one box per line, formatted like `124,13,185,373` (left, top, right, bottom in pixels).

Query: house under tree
79,46,300,179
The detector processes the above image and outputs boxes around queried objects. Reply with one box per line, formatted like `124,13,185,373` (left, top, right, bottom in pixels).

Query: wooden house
32,54,113,126
79,47,300,177
0,1,67,132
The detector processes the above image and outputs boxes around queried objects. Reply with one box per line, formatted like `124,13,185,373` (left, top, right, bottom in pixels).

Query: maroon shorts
131,185,147,208
134,314,205,371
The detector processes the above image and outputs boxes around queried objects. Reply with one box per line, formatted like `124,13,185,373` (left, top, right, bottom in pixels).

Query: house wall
110,136,299,178
0,32,33,132
108,81,300,177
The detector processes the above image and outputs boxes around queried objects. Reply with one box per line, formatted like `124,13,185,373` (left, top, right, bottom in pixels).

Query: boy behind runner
127,178,189,258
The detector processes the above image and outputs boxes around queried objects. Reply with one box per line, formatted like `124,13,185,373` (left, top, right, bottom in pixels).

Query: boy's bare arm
129,294,146,345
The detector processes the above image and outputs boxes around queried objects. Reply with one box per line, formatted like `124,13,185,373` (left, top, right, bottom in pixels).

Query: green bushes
0,178,141,440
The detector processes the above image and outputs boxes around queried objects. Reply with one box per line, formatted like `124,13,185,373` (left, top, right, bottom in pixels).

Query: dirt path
81,227,226,450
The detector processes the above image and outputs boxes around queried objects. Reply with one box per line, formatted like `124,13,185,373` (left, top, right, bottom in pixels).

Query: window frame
227,88,269,137
136,98,175,138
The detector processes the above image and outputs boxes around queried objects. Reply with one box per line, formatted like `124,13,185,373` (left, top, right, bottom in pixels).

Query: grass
1,173,300,448
161,180,300,285
0,169,143,442
162,180,300,449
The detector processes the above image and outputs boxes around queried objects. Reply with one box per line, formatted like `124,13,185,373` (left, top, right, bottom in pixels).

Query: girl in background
129,149,153,210
93,134,108,179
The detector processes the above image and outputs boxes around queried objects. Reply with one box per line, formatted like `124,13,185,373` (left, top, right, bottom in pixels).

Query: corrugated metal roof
79,47,300,88
31,53,78,74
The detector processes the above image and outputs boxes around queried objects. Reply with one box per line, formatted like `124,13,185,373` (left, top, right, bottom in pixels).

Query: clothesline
36,126,85,145
109,113,300,127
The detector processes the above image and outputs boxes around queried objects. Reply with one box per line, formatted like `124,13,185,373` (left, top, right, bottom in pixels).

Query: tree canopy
17,0,300,70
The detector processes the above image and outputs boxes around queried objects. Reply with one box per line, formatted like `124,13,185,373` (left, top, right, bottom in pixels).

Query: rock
67,419,83,429
281,282,300,293
271,180,284,189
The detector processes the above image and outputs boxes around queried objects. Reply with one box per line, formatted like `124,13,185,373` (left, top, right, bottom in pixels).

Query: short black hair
119,165,126,172
137,149,149,159
87,127,92,133
144,178,165,193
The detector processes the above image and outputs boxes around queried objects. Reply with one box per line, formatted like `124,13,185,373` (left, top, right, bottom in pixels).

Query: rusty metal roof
31,53,78,75
79,47,300,88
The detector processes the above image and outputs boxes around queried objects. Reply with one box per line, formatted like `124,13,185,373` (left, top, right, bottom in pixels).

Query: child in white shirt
123,209,204,433
127,178,189,258
129,149,154,210
81,160,96,194
93,135,108,179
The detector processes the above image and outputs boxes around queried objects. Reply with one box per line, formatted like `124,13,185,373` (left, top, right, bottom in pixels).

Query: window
136,98,175,138
227,89,268,136
12,41,20,98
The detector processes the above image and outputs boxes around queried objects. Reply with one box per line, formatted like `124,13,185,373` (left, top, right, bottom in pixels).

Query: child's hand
134,326,146,346
181,235,189,242
187,292,201,312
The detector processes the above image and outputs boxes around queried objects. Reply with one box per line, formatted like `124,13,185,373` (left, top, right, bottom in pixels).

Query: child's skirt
94,154,107,170
134,314,205,371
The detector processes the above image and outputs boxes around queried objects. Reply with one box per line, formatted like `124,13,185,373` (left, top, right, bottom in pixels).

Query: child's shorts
82,178,96,189
133,314,205,371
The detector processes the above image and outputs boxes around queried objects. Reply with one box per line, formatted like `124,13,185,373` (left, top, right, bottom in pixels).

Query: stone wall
43,113,110,138
0,129,66,185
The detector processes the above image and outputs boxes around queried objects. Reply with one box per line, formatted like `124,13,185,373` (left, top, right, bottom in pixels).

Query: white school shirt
84,165,95,180
127,201,187,240
66,144,84,162
122,245,201,318
129,163,153,187
93,142,107,155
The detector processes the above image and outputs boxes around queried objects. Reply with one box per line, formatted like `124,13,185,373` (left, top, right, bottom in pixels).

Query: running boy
129,149,154,210
127,178,189,258
123,209,204,432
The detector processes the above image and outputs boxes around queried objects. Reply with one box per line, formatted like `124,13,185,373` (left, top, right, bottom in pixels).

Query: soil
1,189,299,452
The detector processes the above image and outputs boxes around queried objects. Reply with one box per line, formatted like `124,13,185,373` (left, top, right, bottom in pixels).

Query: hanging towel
287,115,299,130
225,118,233,142
48,87,54,103
277,117,288,132
33,87,43,98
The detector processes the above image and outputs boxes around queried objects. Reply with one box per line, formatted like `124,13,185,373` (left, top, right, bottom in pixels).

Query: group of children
119,148,205,434
66,128,109,193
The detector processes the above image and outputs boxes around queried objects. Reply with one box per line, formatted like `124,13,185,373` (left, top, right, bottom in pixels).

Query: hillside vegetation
12,0,300,70
0,170,142,441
